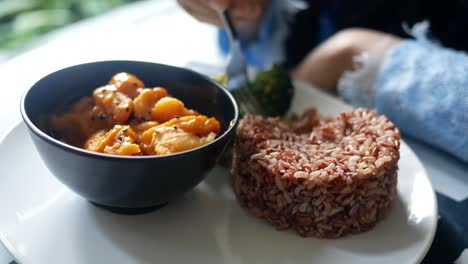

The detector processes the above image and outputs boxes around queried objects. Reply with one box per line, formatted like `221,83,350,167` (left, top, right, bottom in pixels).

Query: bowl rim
20,60,239,160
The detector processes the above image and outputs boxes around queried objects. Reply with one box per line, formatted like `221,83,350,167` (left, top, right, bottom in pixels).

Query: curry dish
49,72,221,156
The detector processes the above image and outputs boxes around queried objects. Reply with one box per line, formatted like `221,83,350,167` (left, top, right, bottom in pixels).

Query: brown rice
231,108,400,238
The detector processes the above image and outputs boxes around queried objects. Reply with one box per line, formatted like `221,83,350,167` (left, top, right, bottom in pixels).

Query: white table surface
0,0,467,263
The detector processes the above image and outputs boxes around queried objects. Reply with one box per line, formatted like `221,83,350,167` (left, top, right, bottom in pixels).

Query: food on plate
212,64,294,117
232,108,400,238
249,64,294,117
48,72,221,156
109,72,145,99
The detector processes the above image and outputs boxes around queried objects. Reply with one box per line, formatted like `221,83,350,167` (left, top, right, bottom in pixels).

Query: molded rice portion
232,108,400,238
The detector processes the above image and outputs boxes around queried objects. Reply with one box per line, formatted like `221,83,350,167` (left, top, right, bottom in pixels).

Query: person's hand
291,28,402,91
176,0,269,36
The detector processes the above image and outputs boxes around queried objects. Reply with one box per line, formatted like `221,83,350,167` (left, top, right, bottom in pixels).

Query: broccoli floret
212,64,294,117
250,64,294,117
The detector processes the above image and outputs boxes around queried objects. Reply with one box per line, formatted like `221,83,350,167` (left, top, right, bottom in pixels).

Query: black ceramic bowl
20,60,238,214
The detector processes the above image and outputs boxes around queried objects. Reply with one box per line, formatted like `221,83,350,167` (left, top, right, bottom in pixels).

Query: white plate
0,80,436,264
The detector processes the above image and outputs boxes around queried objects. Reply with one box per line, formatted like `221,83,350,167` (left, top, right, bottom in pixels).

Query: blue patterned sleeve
375,40,468,162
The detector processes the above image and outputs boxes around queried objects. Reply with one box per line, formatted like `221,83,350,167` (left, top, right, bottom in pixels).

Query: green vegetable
250,64,294,117
212,64,294,117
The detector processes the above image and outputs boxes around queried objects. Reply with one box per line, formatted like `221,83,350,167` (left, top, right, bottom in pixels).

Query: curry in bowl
48,72,221,156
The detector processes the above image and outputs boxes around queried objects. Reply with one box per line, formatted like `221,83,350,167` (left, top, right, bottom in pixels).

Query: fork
218,10,264,115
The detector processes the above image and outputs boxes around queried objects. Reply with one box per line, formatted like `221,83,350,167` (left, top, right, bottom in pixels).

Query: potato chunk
138,115,220,155
151,97,186,123
93,85,134,123
109,72,145,99
153,129,216,155
133,87,168,121
139,126,217,155
84,125,141,155
161,115,220,137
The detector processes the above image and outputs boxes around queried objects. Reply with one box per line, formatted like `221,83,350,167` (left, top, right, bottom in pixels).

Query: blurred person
177,0,468,163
